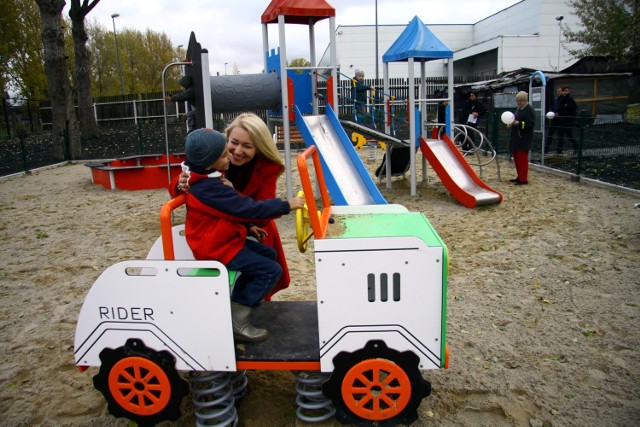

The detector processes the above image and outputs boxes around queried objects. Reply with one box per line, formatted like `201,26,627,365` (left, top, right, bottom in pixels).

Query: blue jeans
227,239,282,307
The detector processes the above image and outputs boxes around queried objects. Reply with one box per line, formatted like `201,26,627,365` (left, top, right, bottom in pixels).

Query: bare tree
68,0,100,144
35,0,80,160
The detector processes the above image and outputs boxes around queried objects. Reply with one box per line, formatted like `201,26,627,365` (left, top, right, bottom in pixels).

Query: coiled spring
295,371,335,423
230,370,248,401
367,141,377,163
190,371,239,427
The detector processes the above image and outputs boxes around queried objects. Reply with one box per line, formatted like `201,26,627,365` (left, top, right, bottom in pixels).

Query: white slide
295,106,387,206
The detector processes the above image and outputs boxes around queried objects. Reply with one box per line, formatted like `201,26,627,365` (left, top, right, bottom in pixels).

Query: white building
322,0,583,80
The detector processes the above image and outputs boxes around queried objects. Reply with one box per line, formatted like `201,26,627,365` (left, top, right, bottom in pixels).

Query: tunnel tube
210,72,281,113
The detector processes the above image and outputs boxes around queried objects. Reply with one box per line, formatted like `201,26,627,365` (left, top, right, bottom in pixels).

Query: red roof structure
261,0,335,25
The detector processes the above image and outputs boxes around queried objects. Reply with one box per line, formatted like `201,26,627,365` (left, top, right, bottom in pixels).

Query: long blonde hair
225,113,285,175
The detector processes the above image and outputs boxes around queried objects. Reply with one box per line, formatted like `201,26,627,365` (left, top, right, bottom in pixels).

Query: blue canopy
382,16,453,63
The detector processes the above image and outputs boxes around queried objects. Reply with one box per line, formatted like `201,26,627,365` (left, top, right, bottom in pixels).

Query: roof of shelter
382,16,453,63
261,0,335,25
456,68,632,93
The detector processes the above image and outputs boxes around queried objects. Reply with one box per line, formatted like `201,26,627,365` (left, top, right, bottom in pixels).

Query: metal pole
162,61,192,185
278,14,293,199
225,62,228,75
111,13,125,96
375,0,379,80
556,16,564,71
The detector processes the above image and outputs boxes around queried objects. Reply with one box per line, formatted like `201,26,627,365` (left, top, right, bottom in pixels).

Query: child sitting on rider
183,128,304,342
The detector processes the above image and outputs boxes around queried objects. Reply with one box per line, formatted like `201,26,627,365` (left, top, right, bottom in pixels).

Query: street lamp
556,15,564,72
375,0,379,80
177,45,185,74
111,13,125,97
225,62,228,75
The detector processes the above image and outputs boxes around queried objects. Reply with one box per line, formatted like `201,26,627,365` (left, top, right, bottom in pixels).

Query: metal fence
2,93,638,192
479,111,640,190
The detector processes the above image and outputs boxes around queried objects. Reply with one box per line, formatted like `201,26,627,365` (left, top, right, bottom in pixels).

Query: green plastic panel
336,212,446,248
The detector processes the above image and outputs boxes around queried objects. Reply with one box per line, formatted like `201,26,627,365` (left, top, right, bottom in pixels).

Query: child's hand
248,226,268,242
288,196,305,210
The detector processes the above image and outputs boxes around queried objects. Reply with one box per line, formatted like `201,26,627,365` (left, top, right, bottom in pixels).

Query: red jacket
169,157,291,297
227,158,292,298
184,168,291,265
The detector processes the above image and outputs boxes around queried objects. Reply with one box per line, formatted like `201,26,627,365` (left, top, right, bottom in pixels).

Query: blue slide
295,105,387,206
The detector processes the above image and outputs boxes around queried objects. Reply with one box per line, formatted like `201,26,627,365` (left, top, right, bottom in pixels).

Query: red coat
229,158,290,299
183,169,290,265
169,157,291,299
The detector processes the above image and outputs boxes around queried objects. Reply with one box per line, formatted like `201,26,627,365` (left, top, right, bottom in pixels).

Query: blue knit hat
185,128,227,169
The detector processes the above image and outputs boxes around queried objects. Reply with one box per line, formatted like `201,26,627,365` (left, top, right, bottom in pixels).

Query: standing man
165,75,197,133
556,86,579,154
545,87,563,154
437,97,449,138
459,91,486,152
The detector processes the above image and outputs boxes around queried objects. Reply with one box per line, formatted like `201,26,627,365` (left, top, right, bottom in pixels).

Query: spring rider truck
73,145,449,426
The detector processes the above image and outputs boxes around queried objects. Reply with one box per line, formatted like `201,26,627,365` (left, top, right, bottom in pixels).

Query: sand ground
0,149,639,426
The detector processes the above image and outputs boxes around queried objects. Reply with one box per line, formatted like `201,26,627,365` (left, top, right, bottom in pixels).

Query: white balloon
501,111,515,125
546,111,556,119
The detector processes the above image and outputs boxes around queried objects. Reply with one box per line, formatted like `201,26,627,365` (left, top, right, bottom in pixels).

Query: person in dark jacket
507,91,536,185
555,86,579,154
183,128,304,342
545,87,563,154
437,97,449,137
171,113,291,301
459,91,486,151
165,75,196,132
352,69,373,125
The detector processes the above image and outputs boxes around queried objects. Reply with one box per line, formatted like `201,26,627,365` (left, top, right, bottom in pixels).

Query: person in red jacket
182,128,304,342
170,113,291,301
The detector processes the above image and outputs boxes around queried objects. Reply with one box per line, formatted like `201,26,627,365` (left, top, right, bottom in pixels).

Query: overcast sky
76,0,521,75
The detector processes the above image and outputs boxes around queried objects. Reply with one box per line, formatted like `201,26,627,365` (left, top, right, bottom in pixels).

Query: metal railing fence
2,94,638,192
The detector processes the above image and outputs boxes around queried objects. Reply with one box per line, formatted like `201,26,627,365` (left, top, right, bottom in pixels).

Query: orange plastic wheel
322,340,431,426
93,339,189,425
341,358,412,421
108,356,172,415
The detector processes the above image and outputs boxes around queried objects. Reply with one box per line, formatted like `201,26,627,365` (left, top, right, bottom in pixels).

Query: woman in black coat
508,91,536,185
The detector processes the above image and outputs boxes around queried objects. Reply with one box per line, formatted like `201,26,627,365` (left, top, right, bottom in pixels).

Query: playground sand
0,154,639,426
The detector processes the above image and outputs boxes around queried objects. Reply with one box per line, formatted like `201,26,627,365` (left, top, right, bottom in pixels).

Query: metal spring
367,141,377,163
190,371,238,427
230,370,248,401
295,371,335,423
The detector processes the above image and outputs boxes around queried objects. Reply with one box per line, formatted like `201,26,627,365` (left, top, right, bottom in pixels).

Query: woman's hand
177,171,190,193
220,177,234,188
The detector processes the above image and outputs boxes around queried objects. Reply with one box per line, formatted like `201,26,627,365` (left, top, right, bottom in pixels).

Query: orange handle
160,194,187,260
296,146,332,239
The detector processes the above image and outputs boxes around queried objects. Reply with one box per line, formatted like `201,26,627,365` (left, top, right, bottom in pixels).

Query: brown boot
230,302,268,343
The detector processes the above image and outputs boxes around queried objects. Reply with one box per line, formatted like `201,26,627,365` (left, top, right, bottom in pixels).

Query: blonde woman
171,113,290,299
